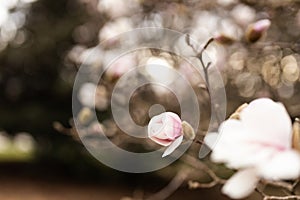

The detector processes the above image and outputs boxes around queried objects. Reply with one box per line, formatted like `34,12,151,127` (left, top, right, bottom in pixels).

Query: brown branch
146,169,189,200
256,187,267,198
292,178,299,188
196,38,214,59
188,180,219,189
263,195,300,200
185,36,221,125
181,154,226,189
256,178,300,200
261,179,294,192
185,34,198,54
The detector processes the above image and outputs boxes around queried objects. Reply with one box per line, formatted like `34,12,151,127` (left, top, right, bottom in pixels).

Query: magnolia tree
58,0,300,199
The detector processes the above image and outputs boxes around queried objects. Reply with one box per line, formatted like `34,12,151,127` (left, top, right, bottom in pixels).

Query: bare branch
263,195,300,200
256,187,267,198
188,180,219,189
185,34,198,54
181,154,226,188
292,178,299,190
196,38,214,58
261,179,294,192
146,169,189,200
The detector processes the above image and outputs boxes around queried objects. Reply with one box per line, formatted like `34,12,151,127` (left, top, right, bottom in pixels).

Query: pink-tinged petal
149,136,173,147
148,112,182,146
148,115,164,137
209,119,276,168
154,130,169,140
162,135,183,157
148,113,169,140
164,112,182,139
258,150,300,180
240,98,292,149
253,19,271,32
226,145,276,169
222,168,259,199
165,112,182,121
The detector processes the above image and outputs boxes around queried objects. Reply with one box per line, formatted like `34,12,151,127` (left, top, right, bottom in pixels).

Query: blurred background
0,0,300,199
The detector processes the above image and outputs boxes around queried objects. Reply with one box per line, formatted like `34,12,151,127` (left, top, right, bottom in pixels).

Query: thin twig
185,34,198,54
263,195,300,200
256,187,267,198
256,183,300,199
185,35,222,126
181,154,226,188
261,180,294,192
256,178,300,200
292,178,299,190
188,179,219,189
146,169,189,200
196,38,215,58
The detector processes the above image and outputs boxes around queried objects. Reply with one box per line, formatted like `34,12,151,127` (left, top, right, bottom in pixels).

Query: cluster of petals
148,112,183,157
205,98,300,199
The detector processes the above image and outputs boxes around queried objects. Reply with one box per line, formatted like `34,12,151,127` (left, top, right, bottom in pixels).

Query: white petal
199,119,244,158
210,119,246,163
226,145,276,169
258,150,300,180
240,98,292,148
162,135,183,158
164,112,182,139
148,114,165,138
222,168,259,199
204,132,218,149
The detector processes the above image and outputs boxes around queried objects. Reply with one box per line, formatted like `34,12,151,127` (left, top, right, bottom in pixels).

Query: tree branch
181,154,226,189
263,195,300,200
146,169,189,200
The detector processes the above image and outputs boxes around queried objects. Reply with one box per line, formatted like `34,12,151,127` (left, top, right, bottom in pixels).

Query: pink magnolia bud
246,19,271,43
148,112,183,157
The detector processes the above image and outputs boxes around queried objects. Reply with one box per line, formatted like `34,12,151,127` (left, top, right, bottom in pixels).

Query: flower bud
293,118,300,151
245,19,271,43
182,121,195,140
148,112,184,157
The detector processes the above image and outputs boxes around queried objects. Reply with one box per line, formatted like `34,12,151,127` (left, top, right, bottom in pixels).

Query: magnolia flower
148,112,183,157
205,98,300,199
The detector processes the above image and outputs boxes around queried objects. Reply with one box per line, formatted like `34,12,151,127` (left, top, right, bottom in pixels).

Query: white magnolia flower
205,98,300,199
